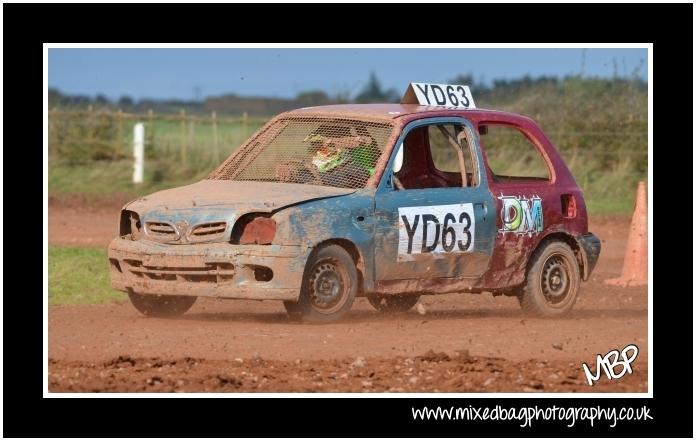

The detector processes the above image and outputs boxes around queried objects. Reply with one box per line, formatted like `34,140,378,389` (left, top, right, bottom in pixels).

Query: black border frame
3,2,692,437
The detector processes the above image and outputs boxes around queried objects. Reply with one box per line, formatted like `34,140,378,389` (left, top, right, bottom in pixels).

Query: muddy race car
108,82,600,323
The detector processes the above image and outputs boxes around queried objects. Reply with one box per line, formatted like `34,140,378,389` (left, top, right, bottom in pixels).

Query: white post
133,122,145,184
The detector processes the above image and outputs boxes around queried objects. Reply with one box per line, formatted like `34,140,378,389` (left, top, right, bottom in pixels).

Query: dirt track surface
48,194,126,247
48,197,648,392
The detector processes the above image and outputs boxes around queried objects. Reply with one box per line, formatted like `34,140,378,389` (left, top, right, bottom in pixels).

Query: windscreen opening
210,116,396,189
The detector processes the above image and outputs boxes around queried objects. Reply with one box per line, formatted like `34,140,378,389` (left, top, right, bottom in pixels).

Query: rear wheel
367,293,421,313
128,291,197,317
285,245,357,323
518,241,580,317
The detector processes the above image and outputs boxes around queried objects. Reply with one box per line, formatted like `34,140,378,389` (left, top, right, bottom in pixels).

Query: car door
373,117,495,283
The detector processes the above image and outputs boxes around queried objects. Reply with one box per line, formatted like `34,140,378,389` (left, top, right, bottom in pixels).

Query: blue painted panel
373,117,496,281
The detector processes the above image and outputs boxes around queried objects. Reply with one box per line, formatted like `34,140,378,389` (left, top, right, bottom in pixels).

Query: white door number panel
397,203,476,261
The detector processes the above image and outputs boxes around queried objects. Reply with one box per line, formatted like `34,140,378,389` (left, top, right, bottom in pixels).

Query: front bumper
577,232,601,281
108,237,309,301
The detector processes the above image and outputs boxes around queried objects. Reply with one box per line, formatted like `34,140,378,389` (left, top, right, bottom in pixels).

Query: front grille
145,222,179,240
189,222,226,238
122,259,234,283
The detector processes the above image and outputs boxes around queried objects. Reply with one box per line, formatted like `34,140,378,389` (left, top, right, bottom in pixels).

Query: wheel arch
310,238,366,295
531,231,587,281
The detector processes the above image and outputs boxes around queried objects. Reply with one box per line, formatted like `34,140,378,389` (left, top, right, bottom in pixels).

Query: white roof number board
401,82,476,109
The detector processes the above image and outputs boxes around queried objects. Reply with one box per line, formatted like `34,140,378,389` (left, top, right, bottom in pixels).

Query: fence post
189,117,196,164
180,109,187,165
242,111,248,139
147,108,154,152
212,111,219,163
117,108,123,152
133,122,145,184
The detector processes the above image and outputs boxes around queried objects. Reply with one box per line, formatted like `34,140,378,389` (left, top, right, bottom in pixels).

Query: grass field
49,113,266,163
48,246,127,305
48,159,215,199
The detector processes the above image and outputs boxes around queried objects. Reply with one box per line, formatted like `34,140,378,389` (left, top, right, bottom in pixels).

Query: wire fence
48,109,648,201
48,109,268,168
48,109,647,162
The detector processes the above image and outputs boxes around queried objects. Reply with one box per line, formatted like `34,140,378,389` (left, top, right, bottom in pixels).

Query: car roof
285,103,524,123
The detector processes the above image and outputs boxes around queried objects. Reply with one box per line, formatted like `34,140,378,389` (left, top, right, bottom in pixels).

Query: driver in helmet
306,130,375,187
274,124,378,188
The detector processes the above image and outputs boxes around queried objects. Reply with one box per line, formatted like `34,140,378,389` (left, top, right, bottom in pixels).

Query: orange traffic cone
604,181,648,287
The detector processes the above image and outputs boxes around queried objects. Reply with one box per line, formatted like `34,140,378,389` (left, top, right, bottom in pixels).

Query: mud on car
109,83,601,323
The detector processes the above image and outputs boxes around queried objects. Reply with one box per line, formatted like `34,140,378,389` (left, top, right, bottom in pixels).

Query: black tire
288,244,357,323
128,291,197,317
518,241,580,317
367,293,421,313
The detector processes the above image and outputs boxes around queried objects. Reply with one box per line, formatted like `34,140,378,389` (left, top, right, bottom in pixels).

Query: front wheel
518,241,580,317
128,291,197,317
286,245,357,323
367,293,421,313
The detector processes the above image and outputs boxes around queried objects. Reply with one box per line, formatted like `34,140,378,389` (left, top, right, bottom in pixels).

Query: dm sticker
498,194,543,235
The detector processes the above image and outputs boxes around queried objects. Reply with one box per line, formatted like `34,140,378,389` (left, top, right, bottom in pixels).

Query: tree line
49,71,646,117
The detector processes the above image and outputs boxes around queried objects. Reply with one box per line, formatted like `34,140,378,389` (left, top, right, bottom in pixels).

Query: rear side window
479,124,550,181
